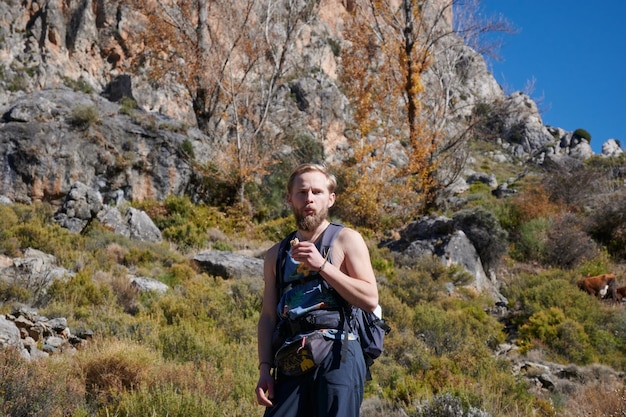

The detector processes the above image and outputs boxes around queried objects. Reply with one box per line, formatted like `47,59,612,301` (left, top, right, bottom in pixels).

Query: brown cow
616,286,626,302
577,273,617,302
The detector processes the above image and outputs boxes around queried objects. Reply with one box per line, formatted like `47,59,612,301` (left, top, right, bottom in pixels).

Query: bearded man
255,163,379,417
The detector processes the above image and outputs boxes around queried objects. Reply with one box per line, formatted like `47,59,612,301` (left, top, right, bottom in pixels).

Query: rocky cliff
2,0,622,210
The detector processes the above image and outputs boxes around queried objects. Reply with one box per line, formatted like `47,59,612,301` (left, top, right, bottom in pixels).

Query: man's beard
295,207,328,232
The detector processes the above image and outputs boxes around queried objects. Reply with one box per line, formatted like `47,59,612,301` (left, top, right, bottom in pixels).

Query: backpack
275,222,391,379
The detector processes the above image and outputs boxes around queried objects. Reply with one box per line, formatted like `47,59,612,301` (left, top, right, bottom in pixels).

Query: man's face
287,171,335,232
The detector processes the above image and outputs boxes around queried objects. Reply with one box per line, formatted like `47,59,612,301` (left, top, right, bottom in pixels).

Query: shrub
562,383,626,416
542,163,606,208
157,321,209,363
136,195,257,250
229,277,263,320
162,223,207,252
179,139,195,159
507,122,525,143
417,393,491,417
0,348,86,417
413,297,505,359
118,96,138,115
501,183,560,230
7,74,28,92
68,105,100,129
0,204,19,232
471,101,508,141
253,216,296,243
62,76,94,94
46,270,113,308
369,245,396,279
585,189,626,259
388,256,452,304
0,280,32,304
573,128,591,142
502,270,590,322
107,273,141,315
112,386,220,417
519,307,595,363
78,339,159,404
510,217,551,263
543,213,598,269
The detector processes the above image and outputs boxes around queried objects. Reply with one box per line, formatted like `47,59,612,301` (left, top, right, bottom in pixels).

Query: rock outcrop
0,89,214,206
53,181,162,242
0,306,92,360
380,216,505,303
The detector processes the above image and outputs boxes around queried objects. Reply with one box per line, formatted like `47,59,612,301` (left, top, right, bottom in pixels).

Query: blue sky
477,1,626,154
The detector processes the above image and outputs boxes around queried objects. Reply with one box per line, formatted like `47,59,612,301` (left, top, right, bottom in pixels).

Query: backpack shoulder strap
317,222,345,262
275,223,344,297
275,230,297,297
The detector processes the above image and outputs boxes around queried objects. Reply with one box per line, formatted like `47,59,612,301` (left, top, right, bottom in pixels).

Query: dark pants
264,339,366,417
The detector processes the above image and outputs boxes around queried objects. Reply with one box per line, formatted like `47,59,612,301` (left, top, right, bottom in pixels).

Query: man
255,163,379,417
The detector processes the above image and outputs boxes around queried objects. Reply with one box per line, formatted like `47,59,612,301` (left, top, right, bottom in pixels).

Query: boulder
381,216,505,303
130,276,169,294
193,250,264,279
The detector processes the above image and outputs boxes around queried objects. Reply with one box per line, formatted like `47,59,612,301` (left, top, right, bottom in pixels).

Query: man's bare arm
318,228,378,312
255,244,279,406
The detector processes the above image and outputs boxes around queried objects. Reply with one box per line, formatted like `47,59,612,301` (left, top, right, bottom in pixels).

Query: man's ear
286,193,293,207
328,192,336,208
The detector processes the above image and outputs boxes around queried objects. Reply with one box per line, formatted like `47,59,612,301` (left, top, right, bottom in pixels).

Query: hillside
0,1,625,416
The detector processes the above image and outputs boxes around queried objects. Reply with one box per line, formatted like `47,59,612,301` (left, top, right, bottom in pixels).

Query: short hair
287,163,337,194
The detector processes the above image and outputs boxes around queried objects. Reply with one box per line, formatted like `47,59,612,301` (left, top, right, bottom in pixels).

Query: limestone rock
193,250,264,280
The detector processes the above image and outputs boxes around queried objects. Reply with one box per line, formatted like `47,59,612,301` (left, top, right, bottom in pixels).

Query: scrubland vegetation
2,0,624,414
1,153,626,417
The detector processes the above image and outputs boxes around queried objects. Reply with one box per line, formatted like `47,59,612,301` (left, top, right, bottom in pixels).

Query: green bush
162,223,207,252
179,139,195,159
519,307,595,363
388,256,451,304
253,216,296,243
135,196,232,251
7,74,28,92
118,96,138,115
510,217,551,263
573,128,591,142
69,105,100,129
0,280,32,304
113,387,221,417
62,76,94,94
46,270,113,308
502,270,626,367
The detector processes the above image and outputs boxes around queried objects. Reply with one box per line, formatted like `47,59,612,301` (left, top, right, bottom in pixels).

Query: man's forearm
257,315,276,366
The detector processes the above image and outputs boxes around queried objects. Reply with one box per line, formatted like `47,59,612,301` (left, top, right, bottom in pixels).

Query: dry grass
77,338,159,403
559,382,626,416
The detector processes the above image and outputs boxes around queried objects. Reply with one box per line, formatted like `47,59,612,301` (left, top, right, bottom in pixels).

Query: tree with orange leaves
336,0,512,227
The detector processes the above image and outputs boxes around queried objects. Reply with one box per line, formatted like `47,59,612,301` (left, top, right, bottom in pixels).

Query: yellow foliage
336,0,452,227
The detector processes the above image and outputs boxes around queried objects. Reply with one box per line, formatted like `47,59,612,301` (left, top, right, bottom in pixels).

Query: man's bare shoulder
335,226,367,248
264,241,282,264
